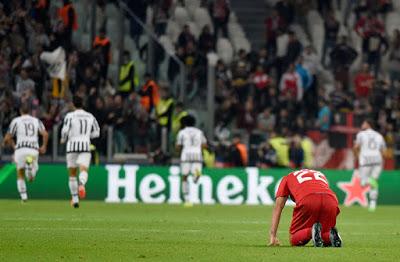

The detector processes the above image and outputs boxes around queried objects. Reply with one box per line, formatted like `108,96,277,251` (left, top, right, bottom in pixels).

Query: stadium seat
231,37,251,53
105,4,119,18
159,35,175,55
187,22,200,39
184,0,201,18
106,20,119,43
166,20,181,43
216,38,234,64
306,10,324,58
193,8,214,33
385,12,400,36
228,23,246,39
174,6,190,28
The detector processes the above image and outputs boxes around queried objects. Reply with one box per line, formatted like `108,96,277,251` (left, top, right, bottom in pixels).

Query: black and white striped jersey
61,109,100,153
7,115,46,150
176,127,207,162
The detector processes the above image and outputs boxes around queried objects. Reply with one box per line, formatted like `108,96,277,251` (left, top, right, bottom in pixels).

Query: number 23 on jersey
293,169,328,185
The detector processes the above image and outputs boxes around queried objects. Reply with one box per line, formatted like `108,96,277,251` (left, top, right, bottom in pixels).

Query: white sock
79,171,88,186
69,177,79,203
182,180,189,202
17,178,27,201
369,189,378,209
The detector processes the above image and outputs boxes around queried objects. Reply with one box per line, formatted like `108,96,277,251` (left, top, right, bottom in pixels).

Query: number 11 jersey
61,109,100,153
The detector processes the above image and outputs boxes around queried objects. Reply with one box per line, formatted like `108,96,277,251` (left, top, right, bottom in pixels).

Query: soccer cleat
329,227,342,247
70,199,79,208
78,185,86,199
184,202,193,207
193,170,202,184
312,222,323,247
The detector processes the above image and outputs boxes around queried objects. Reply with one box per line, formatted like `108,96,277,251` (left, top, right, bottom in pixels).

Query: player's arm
2,132,15,150
269,196,288,246
3,120,16,149
60,115,71,144
176,131,183,154
353,134,361,160
90,117,101,139
39,129,49,154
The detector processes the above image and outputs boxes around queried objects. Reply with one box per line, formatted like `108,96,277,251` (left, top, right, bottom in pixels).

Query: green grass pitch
1,200,400,261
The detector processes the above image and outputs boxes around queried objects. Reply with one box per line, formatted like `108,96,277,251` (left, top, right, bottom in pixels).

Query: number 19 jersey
176,127,206,162
355,128,386,166
61,109,100,153
8,115,45,150
276,169,337,203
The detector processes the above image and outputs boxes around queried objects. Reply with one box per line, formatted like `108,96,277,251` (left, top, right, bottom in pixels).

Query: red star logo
337,170,370,207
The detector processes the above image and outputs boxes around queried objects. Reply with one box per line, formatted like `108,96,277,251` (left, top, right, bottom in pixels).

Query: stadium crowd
0,0,399,168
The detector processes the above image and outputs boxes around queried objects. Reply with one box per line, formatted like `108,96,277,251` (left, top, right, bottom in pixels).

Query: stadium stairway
229,0,266,50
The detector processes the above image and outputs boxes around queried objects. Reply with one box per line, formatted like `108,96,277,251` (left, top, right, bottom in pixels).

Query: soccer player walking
269,169,342,247
61,96,100,208
3,104,48,202
353,119,386,211
176,115,207,207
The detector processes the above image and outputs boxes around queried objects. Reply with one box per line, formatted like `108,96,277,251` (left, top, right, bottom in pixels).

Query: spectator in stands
289,134,304,168
268,130,289,167
198,25,215,54
139,73,160,114
108,94,127,153
286,31,302,66
330,36,358,89
317,99,331,132
118,50,139,98
232,60,250,103
302,46,320,117
126,0,147,47
178,24,196,50
15,68,35,98
364,25,388,76
274,0,294,28
275,29,289,80
230,134,248,167
321,11,339,67
167,46,185,91
279,63,303,102
265,9,284,57
209,0,230,39
330,81,353,112
354,12,385,56
156,86,175,146
354,63,375,99
257,107,276,132
93,28,111,79
388,29,400,83
317,0,333,16
237,98,256,131
252,64,272,109
123,90,145,153
153,0,172,36
58,0,78,51
172,101,188,136
252,48,272,73
257,141,277,168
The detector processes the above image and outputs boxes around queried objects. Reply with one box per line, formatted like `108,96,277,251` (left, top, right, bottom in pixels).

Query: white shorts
180,162,202,176
66,152,91,168
14,148,39,170
359,164,382,185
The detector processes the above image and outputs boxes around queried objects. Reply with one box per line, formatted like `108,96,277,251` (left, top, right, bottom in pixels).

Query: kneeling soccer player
269,169,342,247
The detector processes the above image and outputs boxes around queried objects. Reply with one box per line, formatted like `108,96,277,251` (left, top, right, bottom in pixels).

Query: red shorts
290,193,340,236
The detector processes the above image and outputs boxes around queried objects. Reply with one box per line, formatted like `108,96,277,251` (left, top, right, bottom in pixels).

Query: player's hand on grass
268,235,280,246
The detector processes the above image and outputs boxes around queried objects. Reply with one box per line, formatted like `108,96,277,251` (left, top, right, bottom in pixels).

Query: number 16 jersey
61,109,100,153
176,127,206,162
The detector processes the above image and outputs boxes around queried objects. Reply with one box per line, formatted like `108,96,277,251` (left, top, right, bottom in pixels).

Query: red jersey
354,73,374,98
276,169,337,203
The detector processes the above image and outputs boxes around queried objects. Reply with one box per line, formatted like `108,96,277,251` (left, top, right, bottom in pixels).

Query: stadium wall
0,164,399,206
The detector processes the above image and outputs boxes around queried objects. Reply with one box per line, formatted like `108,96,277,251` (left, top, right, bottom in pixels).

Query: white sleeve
176,131,183,146
7,119,17,136
38,119,46,133
90,116,100,139
355,132,362,146
61,114,71,141
201,132,207,145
